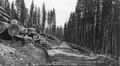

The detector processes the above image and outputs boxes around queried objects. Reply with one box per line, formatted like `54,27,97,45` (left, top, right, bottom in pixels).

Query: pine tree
20,0,26,25
51,9,56,36
42,3,46,34
64,22,68,41
56,26,64,40
29,0,34,28
47,11,51,28
36,7,41,32
10,2,16,19
111,0,120,63
33,7,37,28
15,0,21,20
67,12,75,43
47,10,52,35
75,0,85,46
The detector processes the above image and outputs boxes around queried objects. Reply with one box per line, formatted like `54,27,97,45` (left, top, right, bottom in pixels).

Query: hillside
0,40,50,66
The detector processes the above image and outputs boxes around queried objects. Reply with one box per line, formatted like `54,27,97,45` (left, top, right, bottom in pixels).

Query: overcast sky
10,0,77,26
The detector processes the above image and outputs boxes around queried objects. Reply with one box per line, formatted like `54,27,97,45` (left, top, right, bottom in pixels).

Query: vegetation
0,0,120,65
0,0,64,40
64,0,120,63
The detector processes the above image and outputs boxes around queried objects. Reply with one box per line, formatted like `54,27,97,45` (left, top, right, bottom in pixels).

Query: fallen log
0,21,6,33
0,21,10,33
0,6,7,13
0,6,26,43
0,6,12,20
0,14,10,22
8,24,20,36
0,29,12,40
0,10,12,20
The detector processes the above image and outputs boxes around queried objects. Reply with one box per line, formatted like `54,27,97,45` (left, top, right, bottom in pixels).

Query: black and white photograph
0,0,120,66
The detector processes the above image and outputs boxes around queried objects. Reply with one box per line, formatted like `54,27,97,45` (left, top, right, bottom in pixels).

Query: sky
10,0,77,26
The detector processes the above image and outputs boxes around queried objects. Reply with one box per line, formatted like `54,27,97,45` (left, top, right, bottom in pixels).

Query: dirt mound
0,42,50,66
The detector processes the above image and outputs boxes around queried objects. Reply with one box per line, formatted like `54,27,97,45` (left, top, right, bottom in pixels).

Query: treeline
64,0,120,60
0,0,64,40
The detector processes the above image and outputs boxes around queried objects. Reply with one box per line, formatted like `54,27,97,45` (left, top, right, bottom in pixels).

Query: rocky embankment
0,41,50,66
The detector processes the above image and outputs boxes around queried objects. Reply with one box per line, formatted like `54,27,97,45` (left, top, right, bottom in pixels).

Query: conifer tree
29,0,34,28
20,0,26,25
42,3,46,34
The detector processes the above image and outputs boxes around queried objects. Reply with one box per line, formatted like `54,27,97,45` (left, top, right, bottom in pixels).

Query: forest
0,0,120,65
1,0,120,60
64,0,120,61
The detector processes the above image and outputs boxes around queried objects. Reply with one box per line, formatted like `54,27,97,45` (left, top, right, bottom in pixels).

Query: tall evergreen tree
15,0,21,20
20,0,26,25
42,3,46,34
28,0,34,28
51,9,56,36
10,2,16,19
33,7,37,28
56,26,64,40
36,7,41,32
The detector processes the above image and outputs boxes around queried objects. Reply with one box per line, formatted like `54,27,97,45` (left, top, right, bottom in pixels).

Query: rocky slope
0,40,51,66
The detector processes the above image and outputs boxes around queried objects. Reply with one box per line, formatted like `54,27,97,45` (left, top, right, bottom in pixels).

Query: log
0,6,12,20
11,19,25,32
0,10,12,20
0,6,7,13
0,29,12,40
0,21,6,33
0,14,10,22
0,21,10,33
8,24,20,36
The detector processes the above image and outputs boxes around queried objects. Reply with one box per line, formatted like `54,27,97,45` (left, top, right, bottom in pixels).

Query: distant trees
46,9,56,35
45,9,64,40
56,26,64,40
64,0,120,62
